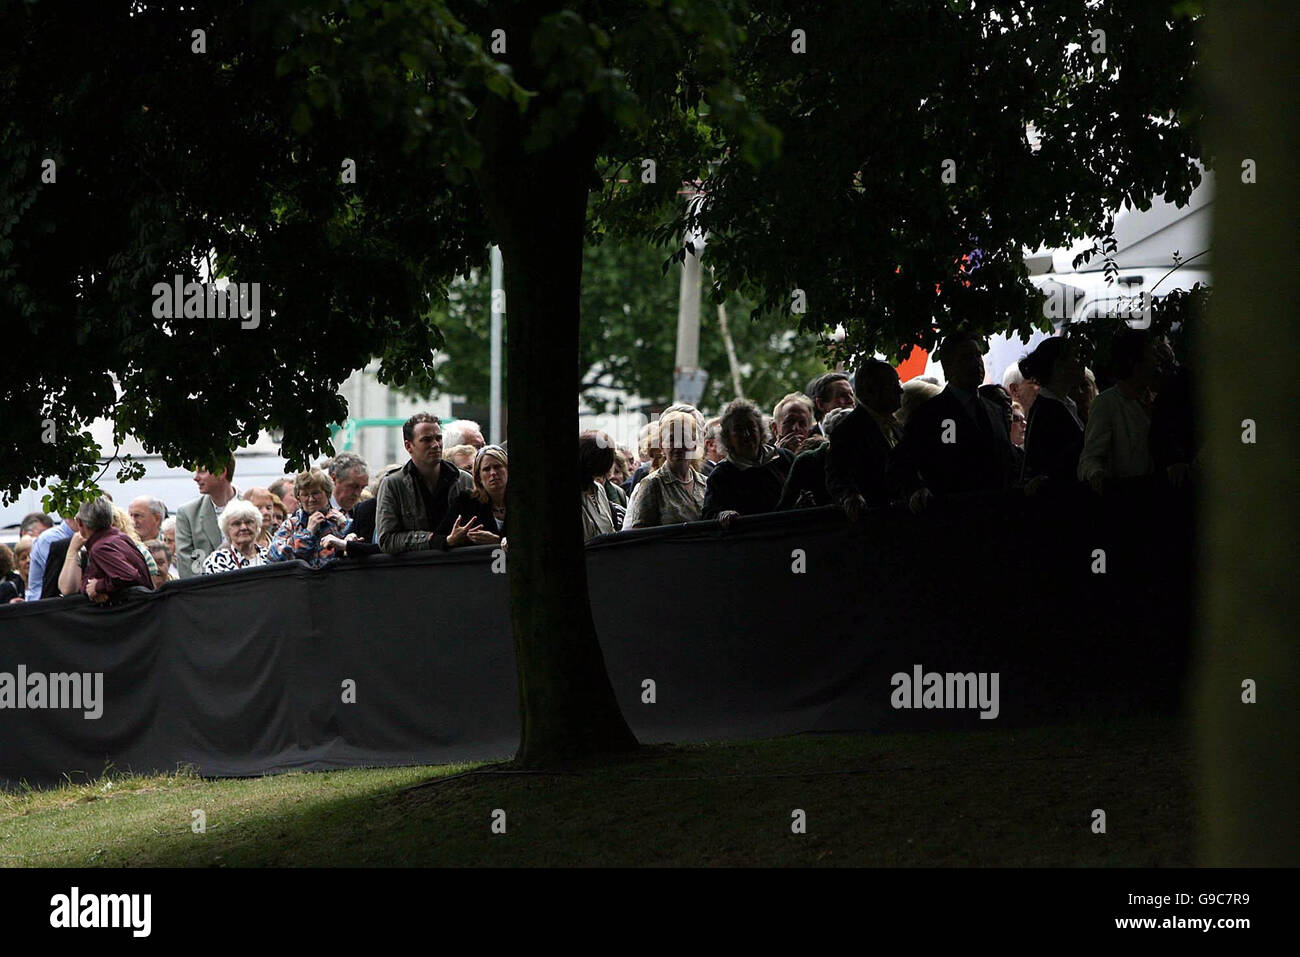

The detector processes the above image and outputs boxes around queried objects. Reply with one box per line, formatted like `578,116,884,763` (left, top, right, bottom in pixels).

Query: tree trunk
473,48,639,768
1197,7,1299,863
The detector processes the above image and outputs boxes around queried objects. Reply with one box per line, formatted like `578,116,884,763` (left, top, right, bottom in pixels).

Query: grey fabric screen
0,481,1191,788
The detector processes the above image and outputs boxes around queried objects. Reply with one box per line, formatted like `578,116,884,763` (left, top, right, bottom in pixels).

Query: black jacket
42,536,73,599
1021,393,1084,486
702,448,795,519
893,385,1018,496
825,405,900,508
777,443,831,510
343,497,381,557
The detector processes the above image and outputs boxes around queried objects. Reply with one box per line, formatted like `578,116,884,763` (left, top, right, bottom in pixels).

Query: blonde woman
623,411,706,529
439,445,508,548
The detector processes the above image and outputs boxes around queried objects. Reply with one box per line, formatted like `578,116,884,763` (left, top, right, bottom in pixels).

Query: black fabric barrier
0,481,1193,787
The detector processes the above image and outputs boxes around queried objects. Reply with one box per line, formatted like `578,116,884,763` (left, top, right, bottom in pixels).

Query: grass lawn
0,715,1194,867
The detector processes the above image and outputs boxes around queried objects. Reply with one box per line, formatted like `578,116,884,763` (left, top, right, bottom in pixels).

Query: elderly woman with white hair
201,499,270,573
623,411,707,529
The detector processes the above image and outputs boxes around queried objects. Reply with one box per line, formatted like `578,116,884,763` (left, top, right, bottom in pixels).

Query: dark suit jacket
893,385,1017,496
1021,393,1084,485
42,536,72,599
777,443,831,510
342,497,381,557
825,405,900,507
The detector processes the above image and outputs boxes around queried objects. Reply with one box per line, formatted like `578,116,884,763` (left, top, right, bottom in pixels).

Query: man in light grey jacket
175,458,240,578
376,414,473,553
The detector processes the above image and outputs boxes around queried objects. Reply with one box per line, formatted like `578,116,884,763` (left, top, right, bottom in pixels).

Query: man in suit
826,359,903,521
807,372,857,437
175,456,239,578
893,330,1018,511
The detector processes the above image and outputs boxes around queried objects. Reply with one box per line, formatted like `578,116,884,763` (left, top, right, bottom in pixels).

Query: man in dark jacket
825,359,904,520
892,330,1018,510
375,413,474,553
74,498,153,604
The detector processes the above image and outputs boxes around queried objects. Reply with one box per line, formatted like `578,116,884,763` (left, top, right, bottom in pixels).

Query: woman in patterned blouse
201,500,270,574
268,468,355,567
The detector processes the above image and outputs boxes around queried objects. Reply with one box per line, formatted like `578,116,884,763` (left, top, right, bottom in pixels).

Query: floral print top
268,508,352,568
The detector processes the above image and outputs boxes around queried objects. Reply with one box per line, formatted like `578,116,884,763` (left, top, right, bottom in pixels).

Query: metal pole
490,245,504,444
673,236,702,404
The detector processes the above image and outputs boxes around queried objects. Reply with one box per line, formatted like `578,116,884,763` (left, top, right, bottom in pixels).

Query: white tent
921,170,1214,385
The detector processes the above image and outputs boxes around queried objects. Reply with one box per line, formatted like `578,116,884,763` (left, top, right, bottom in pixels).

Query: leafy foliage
0,0,502,507
646,1,1206,367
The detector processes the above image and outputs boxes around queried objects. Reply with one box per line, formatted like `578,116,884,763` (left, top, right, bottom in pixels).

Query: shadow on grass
58,716,1196,867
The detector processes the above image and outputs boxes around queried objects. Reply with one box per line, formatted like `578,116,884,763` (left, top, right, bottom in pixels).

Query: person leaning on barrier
624,411,707,529
269,468,356,567
779,405,854,511
60,506,159,597
580,430,621,541
702,398,796,529
1018,337,1086,494
66,497,153,604
440,445,509,548
345,464,399,557
202,500,271,573
824,359,904,521
376,414,474,553
891,330,1018,512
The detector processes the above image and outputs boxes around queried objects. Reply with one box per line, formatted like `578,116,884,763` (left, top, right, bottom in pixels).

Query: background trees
419,236,828,417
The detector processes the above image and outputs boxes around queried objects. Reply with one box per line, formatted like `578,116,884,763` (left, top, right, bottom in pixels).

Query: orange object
895,345,930,383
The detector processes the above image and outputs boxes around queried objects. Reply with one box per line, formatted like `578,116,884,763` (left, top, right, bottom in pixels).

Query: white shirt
1078,386,1152,480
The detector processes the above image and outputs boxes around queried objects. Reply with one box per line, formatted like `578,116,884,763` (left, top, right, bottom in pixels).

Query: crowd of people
0,325,1196,607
